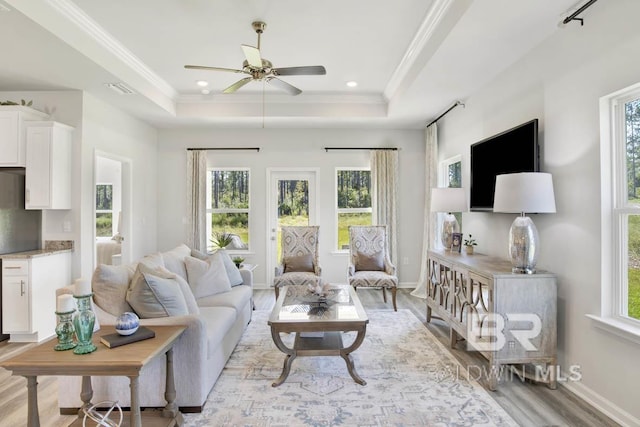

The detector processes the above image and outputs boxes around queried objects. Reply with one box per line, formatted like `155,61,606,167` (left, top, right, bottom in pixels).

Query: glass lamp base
508,215,539,274
441,213,460,250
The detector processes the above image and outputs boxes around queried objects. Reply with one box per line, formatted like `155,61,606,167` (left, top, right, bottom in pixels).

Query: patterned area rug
183,309,518,427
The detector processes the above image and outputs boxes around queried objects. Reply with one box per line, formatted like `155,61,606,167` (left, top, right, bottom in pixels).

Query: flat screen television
469,118,539,211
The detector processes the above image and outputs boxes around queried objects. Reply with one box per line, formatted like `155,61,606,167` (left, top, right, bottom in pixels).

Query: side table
0,324,186,427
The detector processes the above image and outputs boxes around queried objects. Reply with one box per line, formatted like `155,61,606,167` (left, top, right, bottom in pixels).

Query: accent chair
273,225,322,299
348,225,398,311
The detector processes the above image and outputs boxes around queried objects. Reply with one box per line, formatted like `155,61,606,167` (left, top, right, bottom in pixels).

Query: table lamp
431,187,467,250
492,172,556,274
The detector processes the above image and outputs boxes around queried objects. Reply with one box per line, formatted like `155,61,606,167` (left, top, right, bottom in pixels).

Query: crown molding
383,0,457,102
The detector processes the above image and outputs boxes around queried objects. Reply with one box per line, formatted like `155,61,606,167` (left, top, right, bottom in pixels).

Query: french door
266,169,319,285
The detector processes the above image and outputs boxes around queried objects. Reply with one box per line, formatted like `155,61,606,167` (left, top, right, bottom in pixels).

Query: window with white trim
95,183,113,238
206,168,250,251
336,168,372,250
603,84,640,326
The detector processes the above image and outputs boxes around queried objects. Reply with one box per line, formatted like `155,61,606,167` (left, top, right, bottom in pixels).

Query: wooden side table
0,325,186,427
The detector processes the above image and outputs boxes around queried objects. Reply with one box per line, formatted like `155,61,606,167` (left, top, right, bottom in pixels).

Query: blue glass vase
73,294,97,354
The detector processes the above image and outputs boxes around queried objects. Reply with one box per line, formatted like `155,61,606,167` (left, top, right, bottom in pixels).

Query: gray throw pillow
214,250,244,286
284,253,314,273
126,263,189,318
355,250,385,271
184,254,232,298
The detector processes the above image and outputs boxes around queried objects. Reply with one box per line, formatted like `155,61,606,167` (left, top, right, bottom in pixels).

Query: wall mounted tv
469,118,539,211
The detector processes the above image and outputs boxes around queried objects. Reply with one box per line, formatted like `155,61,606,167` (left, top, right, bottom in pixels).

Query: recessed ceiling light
346,81,358,88
201,89,210,95
196,80,209,87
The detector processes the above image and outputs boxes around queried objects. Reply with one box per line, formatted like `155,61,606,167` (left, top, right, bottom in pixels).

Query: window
207,169,250,251
95,184,113,238
601,83,640,332
336,168,371,250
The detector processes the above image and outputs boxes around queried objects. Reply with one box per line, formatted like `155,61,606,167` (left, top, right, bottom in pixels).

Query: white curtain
186,150,207,252
411,123,438,298
371,149,398,264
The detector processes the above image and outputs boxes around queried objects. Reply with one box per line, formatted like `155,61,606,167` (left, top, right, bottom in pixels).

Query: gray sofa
57,244,253,413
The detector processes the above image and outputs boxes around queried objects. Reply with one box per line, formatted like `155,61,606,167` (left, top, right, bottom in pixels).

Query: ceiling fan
185,21,326,96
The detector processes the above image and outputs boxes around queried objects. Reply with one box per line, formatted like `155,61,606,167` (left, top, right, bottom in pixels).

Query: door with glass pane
267,169,318,286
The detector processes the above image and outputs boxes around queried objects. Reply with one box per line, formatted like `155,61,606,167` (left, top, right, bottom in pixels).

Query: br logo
466,313,542,352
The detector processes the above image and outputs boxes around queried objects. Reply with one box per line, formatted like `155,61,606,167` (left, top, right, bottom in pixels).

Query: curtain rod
187,147,260,152
426,101,464,128
563,0,599,25
324,147,398,152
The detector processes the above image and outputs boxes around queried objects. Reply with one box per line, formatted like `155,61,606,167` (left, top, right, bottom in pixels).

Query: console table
426,249,557,390
0,325,186,427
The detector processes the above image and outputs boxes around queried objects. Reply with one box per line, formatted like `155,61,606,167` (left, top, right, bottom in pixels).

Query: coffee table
268,284,369,387
0,324,186,427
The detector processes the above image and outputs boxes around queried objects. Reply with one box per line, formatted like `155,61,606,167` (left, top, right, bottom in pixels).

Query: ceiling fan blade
223,77,253,94
267,77,302,96
241,45,262,68
184,65,247,74
273,66,326,76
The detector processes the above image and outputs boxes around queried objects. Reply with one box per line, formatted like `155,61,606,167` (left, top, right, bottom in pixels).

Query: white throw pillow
126,264,189,318
161,244,191,281
184,254,232,298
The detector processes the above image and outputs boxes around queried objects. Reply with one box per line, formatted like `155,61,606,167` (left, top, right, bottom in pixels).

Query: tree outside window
336,169,371,250
96,184,113,237
207,169,250,250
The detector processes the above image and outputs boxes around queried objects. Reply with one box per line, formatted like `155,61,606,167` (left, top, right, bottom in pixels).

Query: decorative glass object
82,400,123,427
54,310,77,351
73,294,97,354
115,312,139,336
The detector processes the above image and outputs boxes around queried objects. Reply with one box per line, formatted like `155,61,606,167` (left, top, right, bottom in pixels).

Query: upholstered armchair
348,225,398,311
273,225,322,299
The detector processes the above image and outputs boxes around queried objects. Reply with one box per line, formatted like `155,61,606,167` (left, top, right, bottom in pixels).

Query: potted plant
232,256,245,269
463,234,477,254
210,231,234,250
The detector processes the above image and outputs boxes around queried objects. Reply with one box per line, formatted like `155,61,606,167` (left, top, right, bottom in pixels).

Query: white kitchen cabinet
25,121,73,210
0,106,49,166
1,251,72,342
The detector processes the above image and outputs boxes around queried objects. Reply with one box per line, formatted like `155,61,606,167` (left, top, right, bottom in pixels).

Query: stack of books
100,326,156,349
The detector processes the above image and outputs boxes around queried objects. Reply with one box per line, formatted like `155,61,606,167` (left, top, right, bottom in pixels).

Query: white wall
157,128,425,288
81,93,158,277
0,91,158,280
436,1,640,423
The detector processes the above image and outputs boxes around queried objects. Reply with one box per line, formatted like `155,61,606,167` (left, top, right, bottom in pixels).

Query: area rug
183,309,518,427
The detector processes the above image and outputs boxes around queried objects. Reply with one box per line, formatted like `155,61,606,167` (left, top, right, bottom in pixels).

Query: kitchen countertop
0,248,73,259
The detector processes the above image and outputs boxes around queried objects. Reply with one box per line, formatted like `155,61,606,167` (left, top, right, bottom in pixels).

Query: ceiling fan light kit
185,21,326,95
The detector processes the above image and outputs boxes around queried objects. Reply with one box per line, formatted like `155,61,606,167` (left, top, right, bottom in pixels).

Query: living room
1,0,640,426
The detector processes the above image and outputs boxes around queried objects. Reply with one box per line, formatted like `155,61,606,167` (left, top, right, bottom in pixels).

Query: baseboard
560,379,640,426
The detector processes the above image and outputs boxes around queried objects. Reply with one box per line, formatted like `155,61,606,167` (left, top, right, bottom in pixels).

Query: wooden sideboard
426,249,557,390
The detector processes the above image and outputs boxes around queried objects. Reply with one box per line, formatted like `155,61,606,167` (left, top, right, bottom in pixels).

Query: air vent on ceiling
105,82,136,95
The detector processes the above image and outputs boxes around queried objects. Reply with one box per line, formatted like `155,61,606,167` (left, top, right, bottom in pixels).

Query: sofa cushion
355,250,385,271
92,263,137,316
192,248,243,287
126,264,189,318
185,254,231,298
284,253,314,273
196,284,252,312
161,244,191,281
197,306,237,359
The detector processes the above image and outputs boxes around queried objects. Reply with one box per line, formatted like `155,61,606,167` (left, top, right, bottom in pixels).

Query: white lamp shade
431,187,467,213
492,173,556,214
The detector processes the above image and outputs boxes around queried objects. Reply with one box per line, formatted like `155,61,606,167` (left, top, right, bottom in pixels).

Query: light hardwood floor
0,288,620,427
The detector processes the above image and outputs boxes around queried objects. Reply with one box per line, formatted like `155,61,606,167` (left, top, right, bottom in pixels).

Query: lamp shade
431,187,467,213
492,173,556,214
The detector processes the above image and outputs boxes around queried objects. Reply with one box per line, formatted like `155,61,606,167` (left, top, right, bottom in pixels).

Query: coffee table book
100,326,155,348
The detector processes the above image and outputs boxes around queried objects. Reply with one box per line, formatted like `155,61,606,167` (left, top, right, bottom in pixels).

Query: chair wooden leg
391,287,397,312
382,287,387,303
